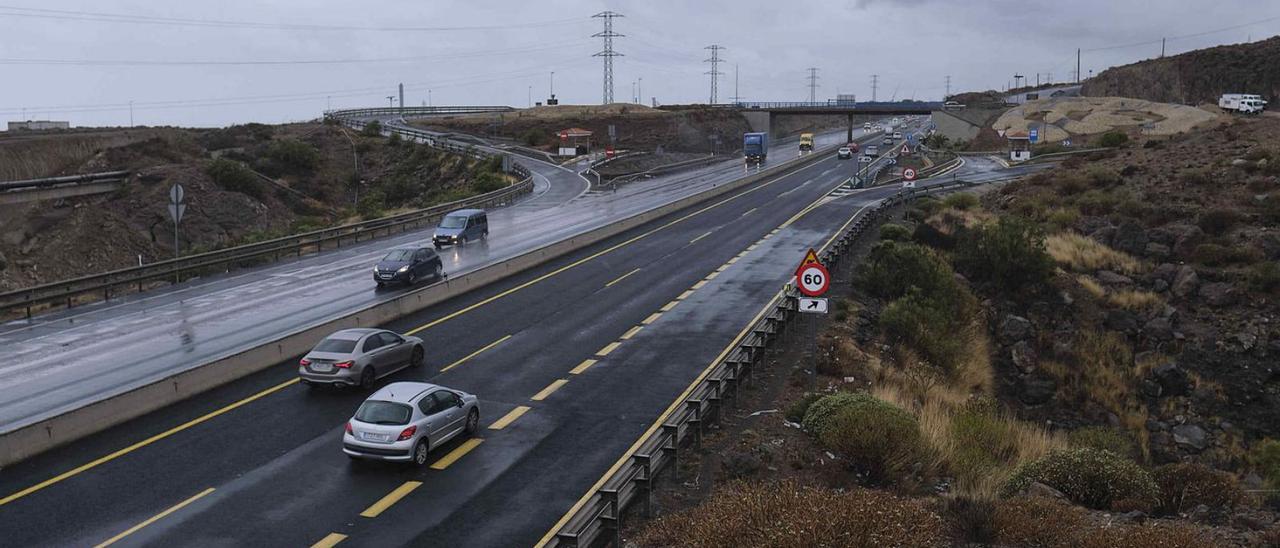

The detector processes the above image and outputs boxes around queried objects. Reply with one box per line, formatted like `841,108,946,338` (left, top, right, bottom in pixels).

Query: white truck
1219,94,1267,114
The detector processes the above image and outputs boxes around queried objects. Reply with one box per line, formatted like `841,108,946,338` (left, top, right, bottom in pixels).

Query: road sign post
168,183,186,262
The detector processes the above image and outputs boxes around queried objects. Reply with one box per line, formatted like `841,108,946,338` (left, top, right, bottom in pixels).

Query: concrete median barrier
0,143,840,467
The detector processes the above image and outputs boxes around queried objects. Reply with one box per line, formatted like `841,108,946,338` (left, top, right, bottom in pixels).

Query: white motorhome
1220,94,1266,114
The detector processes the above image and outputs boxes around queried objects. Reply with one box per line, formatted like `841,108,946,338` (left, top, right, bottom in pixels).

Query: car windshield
354,401,413,425
382,249,414,262
439,215,467,229
313,338,357,353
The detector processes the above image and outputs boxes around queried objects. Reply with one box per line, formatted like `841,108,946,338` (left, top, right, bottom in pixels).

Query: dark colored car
373,245,443,287
433,209,488,248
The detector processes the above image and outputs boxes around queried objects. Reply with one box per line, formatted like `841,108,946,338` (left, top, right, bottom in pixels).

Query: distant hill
1082,35,1280,104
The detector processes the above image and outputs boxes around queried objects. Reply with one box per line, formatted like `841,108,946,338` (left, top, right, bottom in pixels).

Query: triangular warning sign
802,248,821,266
900,143,912,155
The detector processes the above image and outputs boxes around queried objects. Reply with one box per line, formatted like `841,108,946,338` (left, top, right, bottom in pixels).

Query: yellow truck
798,133,814,152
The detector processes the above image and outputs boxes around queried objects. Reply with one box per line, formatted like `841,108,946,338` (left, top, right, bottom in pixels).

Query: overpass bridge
732,101,944,141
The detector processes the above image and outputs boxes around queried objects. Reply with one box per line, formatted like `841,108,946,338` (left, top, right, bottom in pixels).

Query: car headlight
373,266,380,274
397,266,409,273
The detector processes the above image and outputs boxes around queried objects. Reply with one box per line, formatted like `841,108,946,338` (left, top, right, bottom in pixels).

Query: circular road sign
797,263,831,297
903,167,917,181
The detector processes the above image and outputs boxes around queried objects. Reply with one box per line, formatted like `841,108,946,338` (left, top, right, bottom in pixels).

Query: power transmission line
806,68,820,102
592,11,623,104
704,45,725,104
0,40,586,66
1081,14,1280,52
0,4,586,31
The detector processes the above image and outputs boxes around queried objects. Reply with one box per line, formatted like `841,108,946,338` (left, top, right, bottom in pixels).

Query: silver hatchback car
298,328,425,389
343,382,480,465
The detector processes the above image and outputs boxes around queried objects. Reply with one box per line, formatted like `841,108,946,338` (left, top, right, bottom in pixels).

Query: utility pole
1013,74,1024,89
704,45,725,104
128,101,134,127
806,67,820,103
1076,48,1081,84
398,83,404,113
729,64,741,103
428,89,432,107
528,85,532,107
638,77,642,105
632,80,637,103
944,75,951,99
386,96,395,108
592,11,624,105
1161,37,1166,57
870,74,879,102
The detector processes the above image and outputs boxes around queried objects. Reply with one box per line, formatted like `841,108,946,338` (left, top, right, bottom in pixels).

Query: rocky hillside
1083,35,1280,105
0,122,506,291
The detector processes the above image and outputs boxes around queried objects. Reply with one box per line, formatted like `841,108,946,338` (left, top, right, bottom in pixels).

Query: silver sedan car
298,328,424,389
343,382,481,465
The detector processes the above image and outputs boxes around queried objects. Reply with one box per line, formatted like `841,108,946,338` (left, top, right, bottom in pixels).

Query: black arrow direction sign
807,300,819,309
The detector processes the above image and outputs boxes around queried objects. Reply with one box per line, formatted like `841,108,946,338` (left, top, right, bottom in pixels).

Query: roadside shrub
880,290,972,372
205,158,264,199
1197,208,1244,235
1001,448,1159,511
1079,522,1222,548
943,193,979,210
1066,426,1139,460
878,223,912,242
1250,439,1280,490
1152,462,1245,515
720,450,762,480
993,496,1088,547
1086,166,1121,187
1098,131,1129,148
355,190,386,220
817,394,925,482
954,216,1053,291
266,139,320,173
472,171,506,193
1192,243,1262,266
520,128,546,147
632,481,947,548
1180,168,1212,186
784,392,822,424
857,242,957,301
944,496,996,545
387,131,402,146
801,392,867,436
360,120,382,137
1250,262,1280,293
1053,174,1088,196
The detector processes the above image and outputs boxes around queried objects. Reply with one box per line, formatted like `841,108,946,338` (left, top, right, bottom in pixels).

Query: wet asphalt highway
0,126,996,547
0,128,853,434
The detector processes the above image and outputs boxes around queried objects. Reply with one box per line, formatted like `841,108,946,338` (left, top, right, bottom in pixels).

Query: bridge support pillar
741,110,772,137
846,113,854,143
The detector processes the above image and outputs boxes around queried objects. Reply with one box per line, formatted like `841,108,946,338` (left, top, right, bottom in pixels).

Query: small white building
8,120,71,131
1007,132,1032,162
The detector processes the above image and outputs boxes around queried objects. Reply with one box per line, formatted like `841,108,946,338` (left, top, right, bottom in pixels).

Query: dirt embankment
627,115,1280,546
0,122,501,291
1083,35,1280,105
993,96,1222,143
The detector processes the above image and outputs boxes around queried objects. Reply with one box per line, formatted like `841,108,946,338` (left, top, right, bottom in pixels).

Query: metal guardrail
0,120,533,320
0,170,130,192
546,178,982,548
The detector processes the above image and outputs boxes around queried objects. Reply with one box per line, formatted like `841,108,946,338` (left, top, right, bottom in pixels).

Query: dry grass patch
632,480,947,547
1108,289,1164,312
1046,233,1143,274
1075,274,1107,298
1044,330,1151,460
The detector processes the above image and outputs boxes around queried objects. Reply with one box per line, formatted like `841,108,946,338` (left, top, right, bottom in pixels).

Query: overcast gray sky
0,0,1276,128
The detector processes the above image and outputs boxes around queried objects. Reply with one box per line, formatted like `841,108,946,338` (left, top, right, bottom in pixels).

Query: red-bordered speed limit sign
797,263,830,297
902,167,917,181
795,249,830,297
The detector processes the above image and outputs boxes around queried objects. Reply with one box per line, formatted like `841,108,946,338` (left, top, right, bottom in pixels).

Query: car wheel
359,367,376,390
433,264,443,280
465,408,479,435
411,346,424,368
412,439,430,466
376,281,385,288
433,243,442,250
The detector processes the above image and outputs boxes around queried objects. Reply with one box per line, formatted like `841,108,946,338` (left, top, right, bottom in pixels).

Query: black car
373,245,444,287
